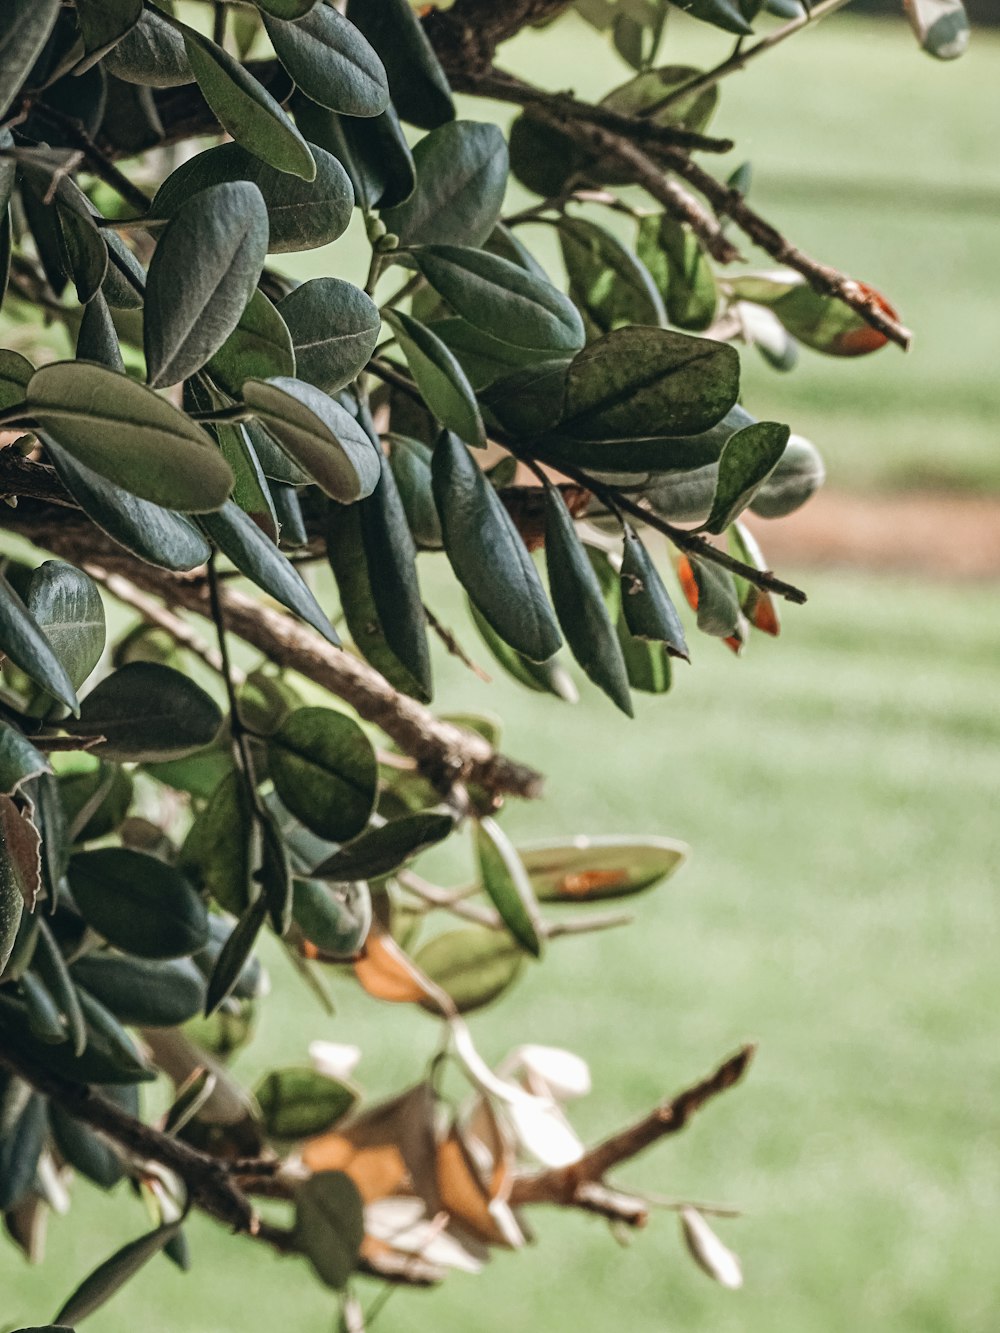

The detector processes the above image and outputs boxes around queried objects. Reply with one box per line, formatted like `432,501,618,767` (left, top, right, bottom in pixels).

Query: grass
4,558,999,1333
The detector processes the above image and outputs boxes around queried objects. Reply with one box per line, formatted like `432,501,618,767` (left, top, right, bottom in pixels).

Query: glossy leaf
620,528,689,659
295,1170,365,1290
346,0,454,129
558,216,666,334
314,811,454,882
279,278,380,392
0,724,49,798
414,925,523,1015
180,770,253,916
255,1066,358,1139
412,245,585,355
68,848,209,959
476,817,543,958
268,707,378,842
702,421,789,533
241,377,381,502
54,1222,181,1324
0,573,79,715
66,662,223,762
637,214,717,332
29,361,233,512
381,120,508,249
200,501,338,643
153,142,352,254
25,561,106,693
544,487,632,715
180,19,316,180
385,308,485,448
432,432,561,663
295,96,415,212
264,6,388,116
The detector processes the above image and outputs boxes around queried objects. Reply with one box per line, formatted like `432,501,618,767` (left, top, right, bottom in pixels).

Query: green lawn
4,558,999,1333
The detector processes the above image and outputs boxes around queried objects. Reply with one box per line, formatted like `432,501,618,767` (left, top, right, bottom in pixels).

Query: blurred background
3,6,999,1331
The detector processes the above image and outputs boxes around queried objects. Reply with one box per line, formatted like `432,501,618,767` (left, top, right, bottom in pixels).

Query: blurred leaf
293,878,372,956
353,930,427,1004
468,600,578,701
314,811,455,882
54,1221,181,1324
680,1207,743,1288
748,434,825,518
205,897,267,1014
255,1066,358,1139
557,216,666,334
71,954,206,1027
637,214,717,331
50,1101,126,1189
906,0,969,59
519,834,688,902
0,1092,46,1210
669,0,753,35
263,6,388,116
294,1170,365,1290
476,817,543,958
181,770,254,915
66,662,222,762
414,924,524,1014
68,848,209,959
676,554,741,638
268,707,378,842
728,271,898,357
381,121,508,248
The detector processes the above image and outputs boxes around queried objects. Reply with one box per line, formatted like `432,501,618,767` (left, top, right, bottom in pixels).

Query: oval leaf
68,848,209,959
268,707,378,842
384,308,485,448
476,817,543,958
65,662,223,762
263,6,388,117
279,278,379,392
414,924,523,1015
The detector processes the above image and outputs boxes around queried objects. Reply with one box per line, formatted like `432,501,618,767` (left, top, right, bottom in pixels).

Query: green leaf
268,707,377,842
636,214,718,332
255,0,320,16
0,0,61,120
468,601,578,702
387,435,441,549
0,573,78,714
412,245,585,356
29,361,233,512
381,120,508,248
618,618,673,693
21,968,65,1045
55,196,109,305
519,834,689,902
327,503,431,701
45,437,212,572
0,724,49,798
264,6,388,116
25,561,106,693
413,924,524,1015
0,839,24,975
34,916,85,1055
384,308,485,448
255,1066,358,1139
557,216,666,334
346,0,454,129
0,1092,46,1210
259,809,294,935
0,990,155,1085
432,432,561,663
241,377,381,501
295,1171,365,1290
556,327,739,441
59,762,133,842
476,816,543,958
205,897,267,1014
65,662,223,762
670,0,753,36
180,770,253,915
50,1101,127,1189
71,954,206,1027
54,1222,181,1325
180,20,316,180
206,288,295,396
279,278,380,391
69,848,209,959
145,181,269,388
292,878,371,955
153,142,353,254
425,316,539,391
313,811,454,882
544,487,632,715
104,7,193,87
295,96,414,212
200,501,339,643
728,271,893,357
749,434,825,518
75,0,142,59
620,527,690,658
0,347,31,408
702,421,789,533
355,451,433,700
77,291,125,371
688,556,741,638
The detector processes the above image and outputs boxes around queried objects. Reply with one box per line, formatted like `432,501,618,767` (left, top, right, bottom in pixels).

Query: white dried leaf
679,1207,743,1290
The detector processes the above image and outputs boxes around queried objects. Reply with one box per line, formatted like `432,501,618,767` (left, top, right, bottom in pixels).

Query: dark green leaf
0,347,31,409
636,214,717,332
256,0,320,15
56,197,109,305
346,0,453,129
749,434,825,518
101,228,147,309
66,662,223,762
259,809,294,935
242,377,381,502
294,96,414,212
412,245,585,355
0,842,25,975
279,278,379,391
77,291,125,371
75,0,142,60
0,724,50,798
29,361,233,511
50,1101,126,1189
25,561,105,693
0,1092,46,1209
268,707,377,842
33,917,86,1056
468,601,578,701
387,435,441,548
432,432,561,663
104,7,193,86
59,762,133,843
71,953,206,1027
520,834,689,901
255,1066,358,1139
69,848,209,959
292,878,372,955
214,418,279,540
54,1222,181,1324
0,573,78,714
414,923,523,1015
180,770,253,915
145,181,269,387
702,421,789,533
22,969,76,1044
618,618,673,693
206,288,295,395
620,527,689,658
264,6,388,116
0,990,155,1085
0,0,61,120
476,817,543,958
544,487,632,715
180,20,316,179
200,500,339,642
385,308,485,448
295,1171,365,1289
558,216,665,334
313,811,454,882
205,897,267,1014
688,556,741,638
381,120,507,248
669,0,753,36
907,0,969,59
153,142,353,254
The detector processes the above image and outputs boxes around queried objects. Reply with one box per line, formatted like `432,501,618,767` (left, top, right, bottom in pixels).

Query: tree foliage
0,0,966,1327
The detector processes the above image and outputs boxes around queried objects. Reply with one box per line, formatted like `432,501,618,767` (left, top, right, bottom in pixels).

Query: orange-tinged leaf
436,1131,510,1246
561,868,631,897
353,930,428,1005
746,587,780,636
676,555,698,611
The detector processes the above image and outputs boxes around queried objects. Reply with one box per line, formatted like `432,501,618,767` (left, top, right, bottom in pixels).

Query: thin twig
27,101,152,214
422,603,492,683
93,568,236,682
398,870,632,939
